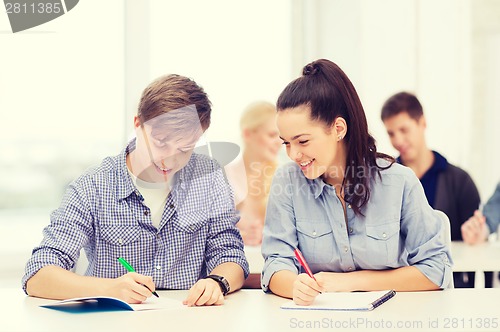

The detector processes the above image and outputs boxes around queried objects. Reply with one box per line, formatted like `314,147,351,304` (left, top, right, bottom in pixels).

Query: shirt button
348,204,351,209
144,210,149,216
347,267,353,271
118,238,123,245
312,231,317,236
344,246,348,253
382,232,387,238
349,228,353,234
155,265,162,270
169,204,174,209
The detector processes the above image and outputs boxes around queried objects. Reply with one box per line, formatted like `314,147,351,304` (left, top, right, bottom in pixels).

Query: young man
381,92,482,288
461,182,500,244
23,74,249,306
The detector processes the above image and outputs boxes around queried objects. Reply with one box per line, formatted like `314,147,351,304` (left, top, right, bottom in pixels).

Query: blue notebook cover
41,297,134,313
40,295,182,313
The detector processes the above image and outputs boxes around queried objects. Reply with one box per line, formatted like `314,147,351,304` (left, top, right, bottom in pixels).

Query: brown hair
137,74,212,130
276,59,394,216
381,91,423,122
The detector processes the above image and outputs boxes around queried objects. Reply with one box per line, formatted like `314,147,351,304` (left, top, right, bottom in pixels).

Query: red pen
294,248,317,281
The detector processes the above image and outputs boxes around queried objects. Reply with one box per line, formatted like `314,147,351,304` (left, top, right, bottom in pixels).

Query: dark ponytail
303,63,320,76
277,59,394,215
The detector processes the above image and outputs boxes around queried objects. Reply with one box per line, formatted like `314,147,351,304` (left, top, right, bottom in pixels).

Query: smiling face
277,105,346,182
383,112,426,163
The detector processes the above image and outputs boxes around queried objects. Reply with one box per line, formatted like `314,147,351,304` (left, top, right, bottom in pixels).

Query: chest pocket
365,221,400,267
99,225,143,277
101,225,141,245
296,220,334,265
172,210,209,234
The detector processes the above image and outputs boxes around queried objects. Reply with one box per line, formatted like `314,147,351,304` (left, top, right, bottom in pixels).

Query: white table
2,288,500,332
451,241,500,288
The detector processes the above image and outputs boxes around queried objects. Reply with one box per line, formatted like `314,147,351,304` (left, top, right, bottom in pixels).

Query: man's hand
183,278,224,307
106,272,155,304
461,210,489,245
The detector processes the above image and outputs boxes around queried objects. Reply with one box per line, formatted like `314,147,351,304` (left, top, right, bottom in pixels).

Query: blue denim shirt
484,182,500,233
23,139,249,293
261,159,453,291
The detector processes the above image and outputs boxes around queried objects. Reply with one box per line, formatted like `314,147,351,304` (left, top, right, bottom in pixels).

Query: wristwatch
205,274,230,296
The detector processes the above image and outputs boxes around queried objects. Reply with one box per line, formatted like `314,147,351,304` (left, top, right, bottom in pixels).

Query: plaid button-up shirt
23,139,249,292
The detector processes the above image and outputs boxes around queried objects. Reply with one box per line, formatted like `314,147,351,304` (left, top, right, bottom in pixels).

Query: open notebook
281,290,396,311
41,296,183,312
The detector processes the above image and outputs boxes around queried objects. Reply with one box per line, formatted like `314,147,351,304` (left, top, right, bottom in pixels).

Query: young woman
261,59,452,305
225,101,281,245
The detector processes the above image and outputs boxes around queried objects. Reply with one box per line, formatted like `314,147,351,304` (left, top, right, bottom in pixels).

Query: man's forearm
26,265,111,299
210,262,245,293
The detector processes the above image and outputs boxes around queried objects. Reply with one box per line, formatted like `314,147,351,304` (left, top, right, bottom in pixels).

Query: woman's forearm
320,266,440,292
269,270,298,298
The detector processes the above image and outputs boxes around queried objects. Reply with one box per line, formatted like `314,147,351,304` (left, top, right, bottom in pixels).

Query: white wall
0,0,126,210
291,0,418,156
470,0,500,200
291,0,500,200
417,0,472,168
0,0,125,153
148,0,293,147
0,0,126,283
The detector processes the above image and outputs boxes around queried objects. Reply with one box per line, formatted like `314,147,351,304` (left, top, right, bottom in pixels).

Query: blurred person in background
381,91,485,288
225,101,281,246
461,182,500,243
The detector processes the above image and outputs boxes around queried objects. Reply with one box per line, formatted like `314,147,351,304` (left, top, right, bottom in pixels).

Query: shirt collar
115,139,139,201
397,150,448,173
310,176,330,199
431,151,448,172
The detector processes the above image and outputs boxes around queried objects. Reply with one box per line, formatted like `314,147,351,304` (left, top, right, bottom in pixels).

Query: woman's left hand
314,271,352,292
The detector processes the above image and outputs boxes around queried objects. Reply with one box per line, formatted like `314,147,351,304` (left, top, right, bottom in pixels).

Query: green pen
117,257,159,298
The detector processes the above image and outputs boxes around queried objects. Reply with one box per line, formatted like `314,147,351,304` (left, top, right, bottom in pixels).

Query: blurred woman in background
225,101,281,246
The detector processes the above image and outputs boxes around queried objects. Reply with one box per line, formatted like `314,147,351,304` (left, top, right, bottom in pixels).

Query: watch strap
205,274,230,295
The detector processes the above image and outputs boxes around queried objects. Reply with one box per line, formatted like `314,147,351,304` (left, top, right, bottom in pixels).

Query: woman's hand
292,273,324,306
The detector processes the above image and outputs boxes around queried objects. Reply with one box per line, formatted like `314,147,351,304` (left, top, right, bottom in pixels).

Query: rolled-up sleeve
205,166,249,279
22,181,93,293
261,167,301,292
401,179,453,289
